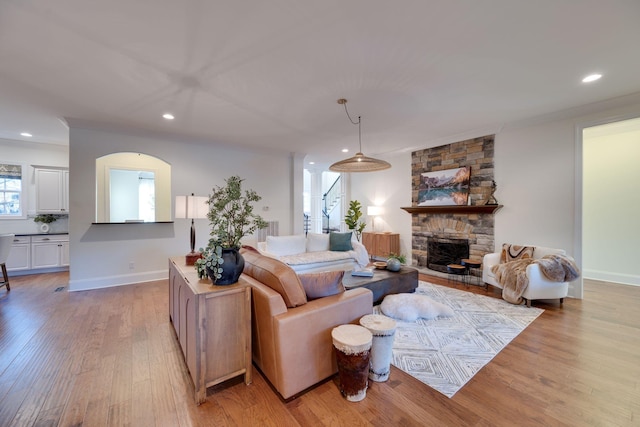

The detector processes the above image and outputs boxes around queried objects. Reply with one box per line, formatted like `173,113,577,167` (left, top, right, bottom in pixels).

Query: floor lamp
175,194,209,265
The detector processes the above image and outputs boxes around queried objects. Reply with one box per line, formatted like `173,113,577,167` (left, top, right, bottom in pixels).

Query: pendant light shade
329,99,391,173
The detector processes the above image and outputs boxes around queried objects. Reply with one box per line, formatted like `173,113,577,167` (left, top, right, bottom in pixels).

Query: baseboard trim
583,269,639,287
69,270,168,291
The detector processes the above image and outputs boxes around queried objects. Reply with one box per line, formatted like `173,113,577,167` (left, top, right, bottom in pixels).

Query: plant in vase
33,214,64,233
344,200,366,241
195,175,267,285
386,252,406,272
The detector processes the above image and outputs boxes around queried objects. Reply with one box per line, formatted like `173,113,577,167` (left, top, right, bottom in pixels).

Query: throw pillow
329,232,353,251
266,234,307,257
298,270,345,300
306,233,330,252
500,243,534,263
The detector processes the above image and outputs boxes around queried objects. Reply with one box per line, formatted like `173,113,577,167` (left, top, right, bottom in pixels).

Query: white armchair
483,245,570,306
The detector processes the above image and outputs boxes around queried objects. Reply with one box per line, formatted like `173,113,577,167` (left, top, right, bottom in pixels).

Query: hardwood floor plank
1,273,638,426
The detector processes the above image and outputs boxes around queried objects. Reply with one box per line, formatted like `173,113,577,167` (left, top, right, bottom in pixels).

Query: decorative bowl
373,261,387,269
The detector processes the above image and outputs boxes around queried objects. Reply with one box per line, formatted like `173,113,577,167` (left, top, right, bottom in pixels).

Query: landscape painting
417,166,471,206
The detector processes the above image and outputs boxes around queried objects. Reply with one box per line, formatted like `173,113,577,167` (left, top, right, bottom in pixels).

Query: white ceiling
1,0,640,168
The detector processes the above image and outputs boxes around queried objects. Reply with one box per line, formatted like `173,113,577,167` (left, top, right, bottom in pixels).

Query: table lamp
367,206,383,231
175,193,209,265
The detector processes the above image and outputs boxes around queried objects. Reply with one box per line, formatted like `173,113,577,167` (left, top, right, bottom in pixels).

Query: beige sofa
240,247,373,400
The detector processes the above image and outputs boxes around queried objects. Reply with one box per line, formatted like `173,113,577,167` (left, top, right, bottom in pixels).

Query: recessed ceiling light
163,113,175,120
582,73,602,83
342,148,349,153
309,161,315,165
21,132,33,137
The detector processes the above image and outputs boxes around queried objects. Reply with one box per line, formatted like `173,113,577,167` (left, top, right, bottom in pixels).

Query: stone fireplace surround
410,135,496,273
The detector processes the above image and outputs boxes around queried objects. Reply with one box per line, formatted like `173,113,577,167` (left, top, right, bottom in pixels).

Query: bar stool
446,264,467,286
0,234,14,291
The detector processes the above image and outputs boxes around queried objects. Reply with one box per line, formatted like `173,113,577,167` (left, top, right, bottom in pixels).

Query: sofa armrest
272,288,373,399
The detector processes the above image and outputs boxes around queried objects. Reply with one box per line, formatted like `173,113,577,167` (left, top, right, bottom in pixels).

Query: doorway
581,117,640,287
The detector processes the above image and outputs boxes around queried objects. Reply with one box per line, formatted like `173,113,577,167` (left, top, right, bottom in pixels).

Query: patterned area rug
373,281,543,398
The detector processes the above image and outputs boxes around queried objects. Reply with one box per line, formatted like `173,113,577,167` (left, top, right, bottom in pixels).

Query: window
0,163,25,218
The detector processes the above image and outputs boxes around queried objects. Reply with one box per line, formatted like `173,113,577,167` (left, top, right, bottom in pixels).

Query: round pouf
359,314,397,382
331,324,373,402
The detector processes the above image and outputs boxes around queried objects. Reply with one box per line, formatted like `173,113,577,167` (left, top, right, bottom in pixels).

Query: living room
1,1,639,425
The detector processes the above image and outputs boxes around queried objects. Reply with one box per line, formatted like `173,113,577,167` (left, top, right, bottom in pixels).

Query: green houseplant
344,200,366,241
195,176,267,285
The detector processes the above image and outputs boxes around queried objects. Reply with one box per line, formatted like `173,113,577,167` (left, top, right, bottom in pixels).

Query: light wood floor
0,272,638,426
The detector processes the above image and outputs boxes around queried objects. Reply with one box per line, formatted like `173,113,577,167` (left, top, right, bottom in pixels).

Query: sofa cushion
500,243,534,263
329,232,353,251
266,234,307,257
298,270,345,300
240,247,307,308
306,233,330,252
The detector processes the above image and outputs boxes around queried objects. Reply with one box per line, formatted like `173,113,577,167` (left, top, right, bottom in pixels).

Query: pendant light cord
341,101,363,152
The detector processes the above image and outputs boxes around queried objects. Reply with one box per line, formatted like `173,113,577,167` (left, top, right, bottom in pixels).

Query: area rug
373,281,543,398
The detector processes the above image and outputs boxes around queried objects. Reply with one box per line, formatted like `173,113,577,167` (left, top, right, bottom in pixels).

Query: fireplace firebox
427,237,469,273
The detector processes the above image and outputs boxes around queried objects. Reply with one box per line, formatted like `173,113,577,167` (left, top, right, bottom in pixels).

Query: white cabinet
35,168,69,213
31,235,69,269
5,236,31,271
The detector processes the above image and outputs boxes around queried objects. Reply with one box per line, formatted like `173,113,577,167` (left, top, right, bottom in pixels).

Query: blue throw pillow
329,232,353,251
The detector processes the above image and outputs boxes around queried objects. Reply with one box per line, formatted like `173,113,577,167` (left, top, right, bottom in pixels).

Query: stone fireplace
427,237,469,273
409,135,498,273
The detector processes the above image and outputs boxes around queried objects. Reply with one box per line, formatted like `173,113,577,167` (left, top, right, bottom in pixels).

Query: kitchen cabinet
362,232,400,259
5,236,31,271
169,257,252,404
35,167,69,213
31,235,69,269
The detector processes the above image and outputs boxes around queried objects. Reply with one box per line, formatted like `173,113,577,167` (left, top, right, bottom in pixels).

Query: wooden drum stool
359,314,397,382
331,324,373,402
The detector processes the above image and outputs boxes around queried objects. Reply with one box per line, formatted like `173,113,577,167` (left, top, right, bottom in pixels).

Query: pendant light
329,98,391,172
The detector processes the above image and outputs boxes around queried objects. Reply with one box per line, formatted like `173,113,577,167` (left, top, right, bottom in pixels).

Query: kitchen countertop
14,232,69,237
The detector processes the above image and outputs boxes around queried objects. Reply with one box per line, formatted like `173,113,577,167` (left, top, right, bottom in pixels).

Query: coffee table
343,266,419,305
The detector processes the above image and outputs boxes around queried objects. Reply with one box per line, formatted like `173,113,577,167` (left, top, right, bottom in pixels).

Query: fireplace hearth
427,237,469,273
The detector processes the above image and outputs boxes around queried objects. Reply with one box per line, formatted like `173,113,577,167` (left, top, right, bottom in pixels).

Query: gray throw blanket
491,254,580,304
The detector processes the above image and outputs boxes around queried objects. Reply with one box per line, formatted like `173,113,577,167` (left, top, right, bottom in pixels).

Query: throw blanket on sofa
491,254,580,304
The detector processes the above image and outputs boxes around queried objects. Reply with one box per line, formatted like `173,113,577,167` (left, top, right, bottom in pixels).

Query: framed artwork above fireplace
417,166,470,206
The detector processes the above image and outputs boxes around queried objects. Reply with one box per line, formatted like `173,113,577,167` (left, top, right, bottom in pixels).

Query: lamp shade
367,206,383,216
175,195,208,220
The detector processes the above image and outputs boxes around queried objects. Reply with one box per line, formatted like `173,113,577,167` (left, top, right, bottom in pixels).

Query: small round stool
461,259,482,286
331,324,373,402
447,264,467,286
359,314,397,382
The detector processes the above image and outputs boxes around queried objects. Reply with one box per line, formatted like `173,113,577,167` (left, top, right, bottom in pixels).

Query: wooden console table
362,232,400,259
168,257,252,404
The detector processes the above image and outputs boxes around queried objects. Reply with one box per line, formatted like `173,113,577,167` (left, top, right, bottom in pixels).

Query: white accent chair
483,245,569,306
0,234,14,291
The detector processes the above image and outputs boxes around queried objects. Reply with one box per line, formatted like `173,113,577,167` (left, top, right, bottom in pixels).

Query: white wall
583,124,640,286
349,95,640,299
0,138,69,235
68,125,294,291
350,152,412,256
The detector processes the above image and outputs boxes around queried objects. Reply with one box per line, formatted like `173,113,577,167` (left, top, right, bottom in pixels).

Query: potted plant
386,252,406,272
33,214,64,233
344,200,366,241
195,176,267,285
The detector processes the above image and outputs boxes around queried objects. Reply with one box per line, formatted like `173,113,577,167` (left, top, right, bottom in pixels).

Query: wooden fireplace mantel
400,205,503,215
